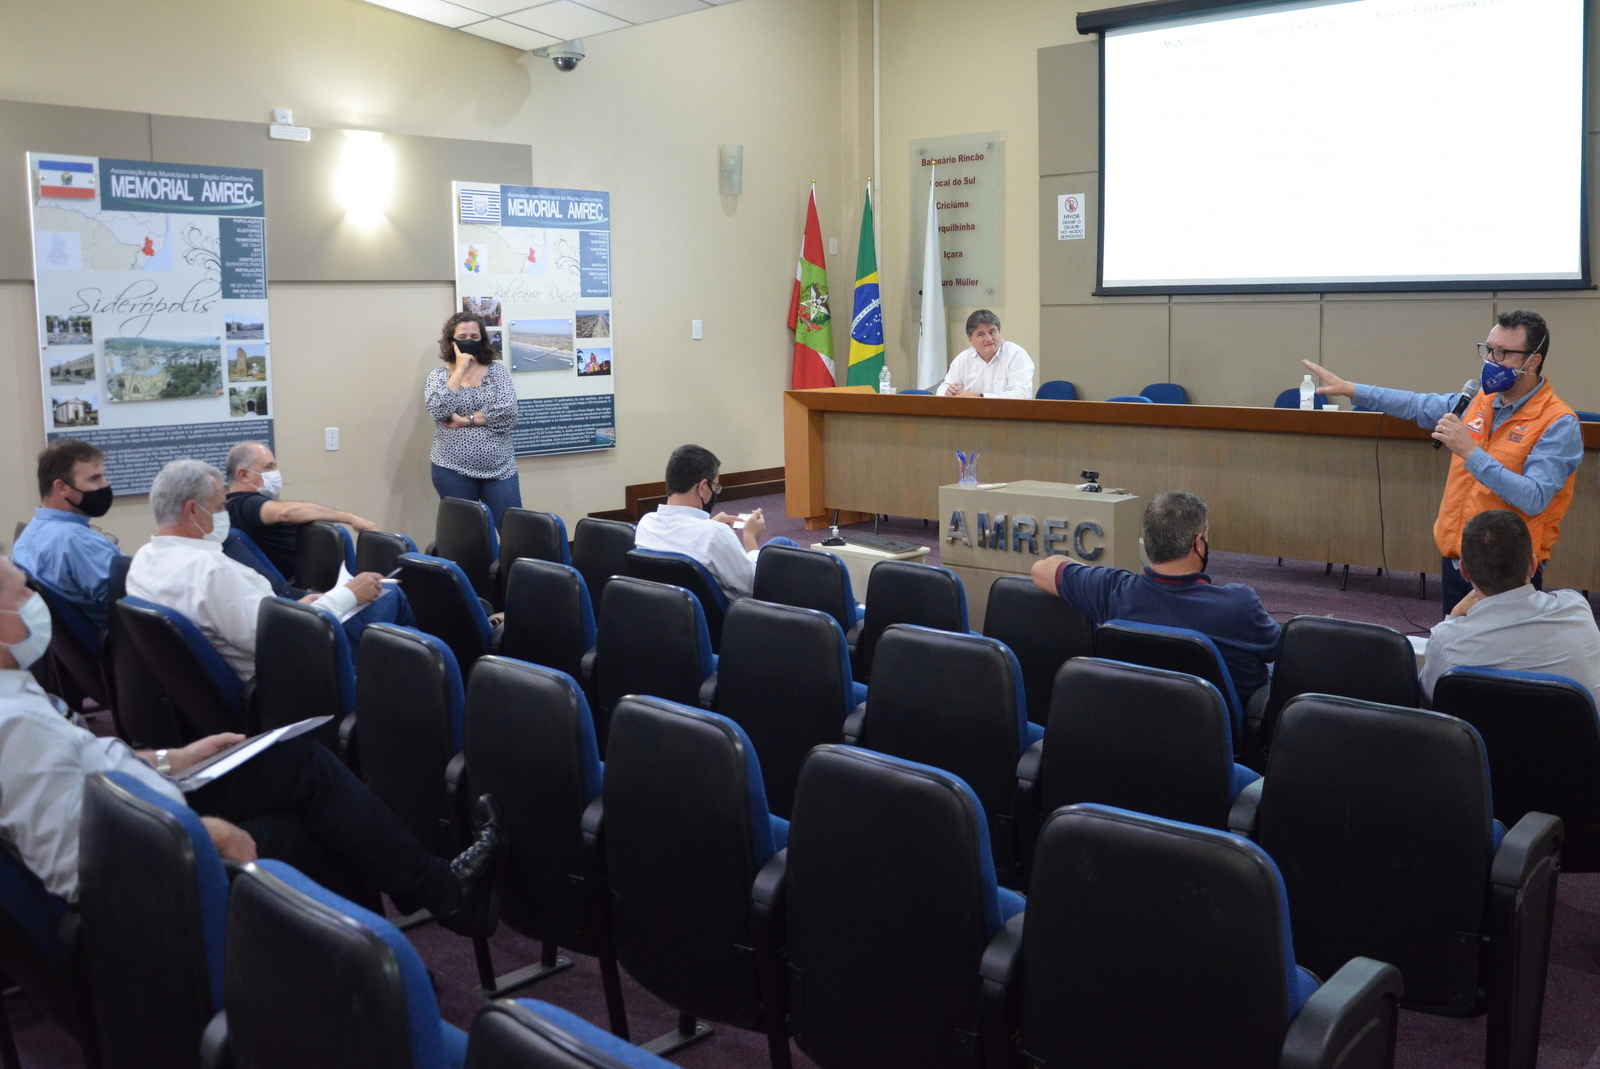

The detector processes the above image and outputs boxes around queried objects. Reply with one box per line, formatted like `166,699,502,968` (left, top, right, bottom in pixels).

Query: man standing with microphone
1302,309,1583,613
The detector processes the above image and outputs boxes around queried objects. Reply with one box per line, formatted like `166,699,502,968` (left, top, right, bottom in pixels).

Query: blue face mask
1480,359,1520,395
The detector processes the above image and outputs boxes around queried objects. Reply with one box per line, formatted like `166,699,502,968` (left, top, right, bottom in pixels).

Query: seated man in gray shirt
1420,509,1600,704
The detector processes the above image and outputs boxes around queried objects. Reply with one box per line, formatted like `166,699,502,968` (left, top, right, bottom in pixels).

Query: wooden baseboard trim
589,467,786,522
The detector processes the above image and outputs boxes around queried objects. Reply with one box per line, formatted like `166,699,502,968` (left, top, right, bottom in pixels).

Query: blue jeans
337,587,415,650
431,464,523,532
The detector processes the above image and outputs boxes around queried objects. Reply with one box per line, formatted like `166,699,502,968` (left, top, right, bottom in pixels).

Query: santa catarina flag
846,181,884,388
787,183,835,388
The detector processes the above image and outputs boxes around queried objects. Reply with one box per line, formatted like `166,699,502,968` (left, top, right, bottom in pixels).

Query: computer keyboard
840,532,924,554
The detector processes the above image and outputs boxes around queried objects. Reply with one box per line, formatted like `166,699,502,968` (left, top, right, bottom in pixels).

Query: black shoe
437,794,505,938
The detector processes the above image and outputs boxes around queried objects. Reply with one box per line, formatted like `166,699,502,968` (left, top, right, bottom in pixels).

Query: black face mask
454,337,483,357
74,485,114,518
1198,536,1210,574
702,482,721,514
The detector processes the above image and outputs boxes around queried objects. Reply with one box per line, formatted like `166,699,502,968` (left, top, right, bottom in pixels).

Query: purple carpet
11,493,1598,1067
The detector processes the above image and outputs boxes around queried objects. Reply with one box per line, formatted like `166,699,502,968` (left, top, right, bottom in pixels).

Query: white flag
916,168,947,391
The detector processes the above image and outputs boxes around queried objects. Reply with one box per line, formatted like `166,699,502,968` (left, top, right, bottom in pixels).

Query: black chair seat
854,560,970,684
982,574,1092,724
570,518,635,613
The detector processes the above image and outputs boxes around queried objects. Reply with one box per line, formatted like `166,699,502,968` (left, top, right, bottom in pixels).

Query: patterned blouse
424,361,519,480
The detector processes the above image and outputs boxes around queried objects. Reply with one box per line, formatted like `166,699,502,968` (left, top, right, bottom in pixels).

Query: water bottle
1299,374,1315,410
878,365,893,394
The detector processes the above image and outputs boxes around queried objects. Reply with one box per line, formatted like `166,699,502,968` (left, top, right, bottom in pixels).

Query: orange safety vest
1433,381,1578,565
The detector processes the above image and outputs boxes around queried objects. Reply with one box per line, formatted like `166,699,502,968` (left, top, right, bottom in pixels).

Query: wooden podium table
783,387,1600,590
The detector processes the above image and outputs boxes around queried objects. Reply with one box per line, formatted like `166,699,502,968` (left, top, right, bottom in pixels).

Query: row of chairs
25,666,1419,1069
1034,381,1189,403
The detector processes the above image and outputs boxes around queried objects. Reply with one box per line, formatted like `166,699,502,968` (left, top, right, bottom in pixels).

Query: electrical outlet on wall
828,237,838,255
692,320,703,340
324,427,339,451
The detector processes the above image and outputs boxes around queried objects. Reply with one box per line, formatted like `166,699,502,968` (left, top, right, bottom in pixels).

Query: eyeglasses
1477,343,1532,365
709,481,722,495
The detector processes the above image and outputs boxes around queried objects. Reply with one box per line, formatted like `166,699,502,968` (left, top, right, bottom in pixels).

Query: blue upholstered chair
761,745,1026,1069
587,696,791,1063
853,559,970,684
899,388,933,394
434,497,501,607
463,658,624,1020
982,803,1402,1068
1093,618,1245,746
1574,410,1600,422
1105,394,1153,403
499,509,570,570
255,596,356,752
80,770,229,1069
115,596,249,740
353,624,467,865
467,999,679,1069
23,574,108,709
591,577,717,749
1433,667,1600,872
709,599,861,820
981,574,1094,726
397,552,496,679
570,518,635,613
295,520,357,592
498,559,596,689
1035,380,1077,400
1234,695,1561,1069
220,859,469,1068
1017,658,1260,878
845,624,1038,883
1139,382,1189,404
356,529,420,576
1274,388,1333,409
224,528,294,595
625,549,731,652
753,543,863,639
0,832,93,1065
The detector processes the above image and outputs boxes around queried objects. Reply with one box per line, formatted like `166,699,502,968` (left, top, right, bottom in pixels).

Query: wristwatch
155,749,171,776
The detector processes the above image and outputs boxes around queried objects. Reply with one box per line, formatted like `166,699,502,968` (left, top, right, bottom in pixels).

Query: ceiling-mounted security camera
532,39,584,71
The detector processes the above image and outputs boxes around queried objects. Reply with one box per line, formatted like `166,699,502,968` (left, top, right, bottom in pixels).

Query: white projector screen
1095,0,1589,293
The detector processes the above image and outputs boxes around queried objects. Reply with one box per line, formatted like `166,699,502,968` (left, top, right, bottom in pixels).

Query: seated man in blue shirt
12,439,120,628
1030,490,1281,699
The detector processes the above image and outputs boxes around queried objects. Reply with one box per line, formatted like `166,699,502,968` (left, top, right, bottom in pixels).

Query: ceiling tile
453,0,550,16
459,17,562,48
361,0,486,28
575,0,709,24
502,1,630,38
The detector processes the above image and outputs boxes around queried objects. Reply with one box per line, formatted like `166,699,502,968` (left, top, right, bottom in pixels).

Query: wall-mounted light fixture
335,130,395,227
718,144,743,196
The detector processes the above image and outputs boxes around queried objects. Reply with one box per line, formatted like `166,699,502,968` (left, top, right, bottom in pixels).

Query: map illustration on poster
453,183,615,456
27,153,274,493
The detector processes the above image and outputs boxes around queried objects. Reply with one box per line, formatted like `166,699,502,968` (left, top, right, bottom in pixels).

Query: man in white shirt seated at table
126,458,412,682
938,309,1036,400
1419,508,1600,704
634,444,799,600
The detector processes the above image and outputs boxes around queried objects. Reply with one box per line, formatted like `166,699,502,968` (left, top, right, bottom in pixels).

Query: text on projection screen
1099,0,1585,290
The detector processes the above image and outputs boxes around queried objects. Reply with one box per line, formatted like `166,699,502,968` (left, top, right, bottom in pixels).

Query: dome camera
532,39,585,71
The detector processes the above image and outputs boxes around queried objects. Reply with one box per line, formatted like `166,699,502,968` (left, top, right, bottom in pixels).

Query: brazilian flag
847,182,885,388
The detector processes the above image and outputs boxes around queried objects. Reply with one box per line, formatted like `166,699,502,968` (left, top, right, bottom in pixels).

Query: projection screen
1089,0,1589,294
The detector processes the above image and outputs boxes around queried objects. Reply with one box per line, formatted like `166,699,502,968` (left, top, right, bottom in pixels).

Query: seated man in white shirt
1420,508,1600,704
939,309,1036,400
126,458,413,682
634,444,799,600
0,553,502,934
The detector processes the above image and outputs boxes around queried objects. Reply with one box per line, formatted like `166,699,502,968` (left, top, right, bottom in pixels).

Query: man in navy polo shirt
1030,490,1281,699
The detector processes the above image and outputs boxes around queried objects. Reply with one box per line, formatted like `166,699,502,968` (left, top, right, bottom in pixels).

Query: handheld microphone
1433,378,1480,449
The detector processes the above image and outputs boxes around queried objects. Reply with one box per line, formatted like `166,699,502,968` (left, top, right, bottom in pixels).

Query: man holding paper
127,458,413,681
0,554,502,935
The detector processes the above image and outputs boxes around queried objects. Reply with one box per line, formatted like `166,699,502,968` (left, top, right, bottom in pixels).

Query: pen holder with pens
957,450,979,485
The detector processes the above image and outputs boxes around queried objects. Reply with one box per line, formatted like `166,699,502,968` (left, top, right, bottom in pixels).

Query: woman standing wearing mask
424,312,522,529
